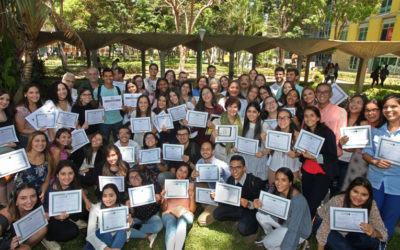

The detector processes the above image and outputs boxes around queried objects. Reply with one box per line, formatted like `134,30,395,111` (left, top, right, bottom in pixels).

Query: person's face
63,76,75,89
349,97,364,114
259,89,270,100
303,89,316,105
265,97,278,113
349,185,370,208
246,106,260,123
275,71,285,83
166,72,174,83
118,129,131,143
102,188,117,207
198,78,208,89
207,67,216,78
107,150,119,167
57,166,75,188
304,109,320,128
220,77,229,89
158,80,169,92
57,83,68,101
31,134,47,153
87,68,99,83
210,82,219,93
126,82,137,93
229,160,245,181
16,188,37,212
201,88,213,104
247,88,259,101
364,103,381,124
80,90,93,105
283,83,293,95
181,83,190,95
169,92,179,105
91,134,103,148
274,172,291,194
249,70,257,80
286,90,299,107
277,111,291,130
176,166,189,179
138,97,149,112
176,129,189,145
134,77,144,89
383,98,400,122
178,73,188,82
200,142,213,160
0,93,10,110
128,171,142,187
240,76,250,90
255,76,266,87
149,66,158,77
228,83,240,96
25,86,40,104
56,132,72,147
158,96,167,109
227,103,239,117
102,71,114,85
316,85,332,105
286,71,297,82
144,134,157,148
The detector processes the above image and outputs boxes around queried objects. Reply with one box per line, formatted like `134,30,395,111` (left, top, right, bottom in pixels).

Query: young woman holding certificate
260,96,279,122
101,145,128,177
254,167,311,250
316,177,387,250
161,163,196,250
300,106,338,218
362,93,400,239
71,88,99,136
0,184,47,250
130,95,156,147
85,183,129,250
50,128,72,166
218,81,248,118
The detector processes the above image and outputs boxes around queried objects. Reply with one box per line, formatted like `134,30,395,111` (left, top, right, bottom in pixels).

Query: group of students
0,62,399,250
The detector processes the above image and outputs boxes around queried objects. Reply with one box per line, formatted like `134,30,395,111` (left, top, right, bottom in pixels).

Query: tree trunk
57,42,68,71
21,42,35,85
90,49,98,68
279,48,285,66
179,45,186,71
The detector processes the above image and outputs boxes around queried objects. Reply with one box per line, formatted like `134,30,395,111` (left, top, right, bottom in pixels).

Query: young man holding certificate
213,155,264,236
93,68,123,143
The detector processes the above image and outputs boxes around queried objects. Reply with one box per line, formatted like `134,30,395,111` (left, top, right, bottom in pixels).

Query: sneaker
41,239,61,250
148,233,158,248
74,219,88,229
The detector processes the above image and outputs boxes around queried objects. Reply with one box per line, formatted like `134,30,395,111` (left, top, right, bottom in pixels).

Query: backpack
96,85,124,117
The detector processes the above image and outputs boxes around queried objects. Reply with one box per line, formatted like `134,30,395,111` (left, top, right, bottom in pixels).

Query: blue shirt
93,85,123,124
363,123,400,195
197,156,231,189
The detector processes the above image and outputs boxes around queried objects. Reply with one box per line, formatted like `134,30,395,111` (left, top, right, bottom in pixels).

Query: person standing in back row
380,64,389,86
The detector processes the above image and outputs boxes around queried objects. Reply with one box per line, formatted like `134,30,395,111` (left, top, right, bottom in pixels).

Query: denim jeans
130,214,163,238
162,212,194,250
99,121,122,143
84,229,126,250
326,230,380,250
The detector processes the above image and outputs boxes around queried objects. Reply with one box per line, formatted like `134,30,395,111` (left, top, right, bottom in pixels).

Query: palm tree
0,0,84,86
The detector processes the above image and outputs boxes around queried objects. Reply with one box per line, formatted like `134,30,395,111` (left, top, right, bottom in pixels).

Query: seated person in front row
316,177,388,250
212,155,264,236
254,167,311,250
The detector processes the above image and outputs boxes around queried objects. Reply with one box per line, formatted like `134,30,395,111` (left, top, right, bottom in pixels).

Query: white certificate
139,148,161,164
330,83,349,105
340,125,372,149
167,104,187,121
285,107,296,116
25,101,57,130
128,184,156,207
119,146,135,163
48,190,82,217
330,207,368,233
123,93,141,107
36,112,56,128
258,191,291,220
71,129,89,153
99,206,129,234
0,149,31,178
102,95,123,111
196,187,217,206
215,125,238,143
130,117,152,133
265,131,292,153
56,111,78,128
375,137,400,166
85,109,105,125
186,110,208,128
196,164,220,182
164,179,189,199
163,144,184,161
236,136,258,155
154,113,174,132
13,206,48,243
294,129,325,158
214,182,242,207
0,125,19,146
263,119,278,129
98,176,125,192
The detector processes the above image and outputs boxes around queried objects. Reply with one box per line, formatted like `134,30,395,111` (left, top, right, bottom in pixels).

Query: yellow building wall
347,23,359,41
391,0,400,13
392,15,400,41
366,17,383,41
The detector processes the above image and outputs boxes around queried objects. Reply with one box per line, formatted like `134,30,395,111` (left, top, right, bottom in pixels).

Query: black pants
302,170,330,218
213,204,258,236
46,218,79,242
326,230,380,250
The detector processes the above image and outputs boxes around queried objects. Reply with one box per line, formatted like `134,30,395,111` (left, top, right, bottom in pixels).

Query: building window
349,56,359,70
358,27,368,41
340,28,348,40
380,0,392,14
380,22,394,41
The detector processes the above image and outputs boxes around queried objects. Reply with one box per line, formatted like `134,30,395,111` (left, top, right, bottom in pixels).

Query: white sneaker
148,233,158,248
41,239,61,250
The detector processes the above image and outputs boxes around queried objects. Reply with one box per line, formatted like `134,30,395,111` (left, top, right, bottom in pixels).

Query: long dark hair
243,102,262,145
49,81,73,106
75,87,98,108
8,183,39,220
343,177,373,212
272,167,296,200
84,132,105,164
102,145,127,176
364,99,385,127
53,128,72,150
347,94,367,126
143,132,161,149
279,81,296,105
302,106,330,136
53,160,80,190
195,86,218,111
226,80,245,99
136,94,152,117
18,83,43,112
276,108,298,147
260,96,278,120
155,78,169,99
100,183,121,208
0,88,14,120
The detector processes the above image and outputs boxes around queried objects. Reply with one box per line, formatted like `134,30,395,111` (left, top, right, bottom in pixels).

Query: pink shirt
319,102,347,156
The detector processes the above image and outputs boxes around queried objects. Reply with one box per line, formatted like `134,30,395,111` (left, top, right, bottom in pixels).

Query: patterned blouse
15,161,48,195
